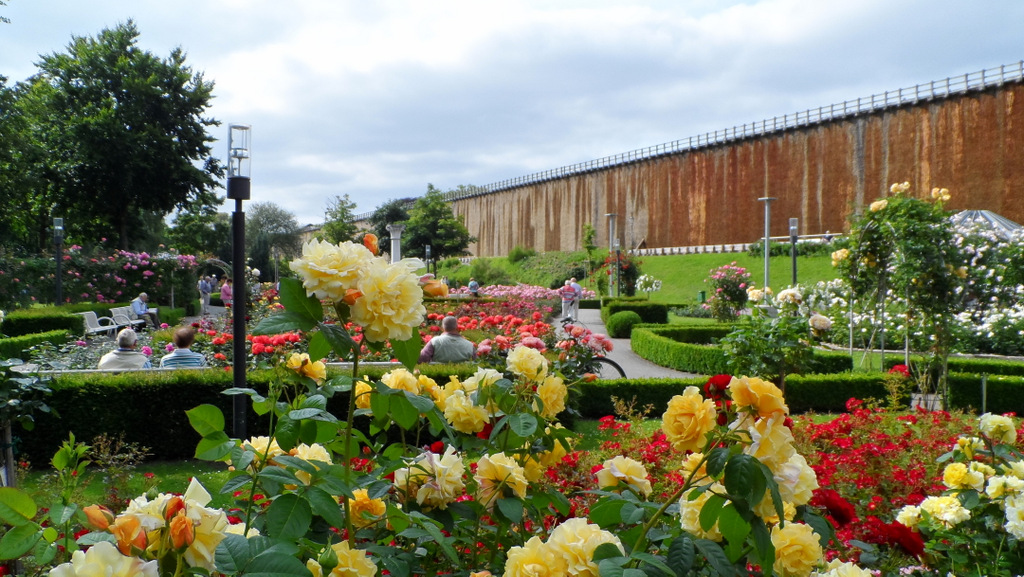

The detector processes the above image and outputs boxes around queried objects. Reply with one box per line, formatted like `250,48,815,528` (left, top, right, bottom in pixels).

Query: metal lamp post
605,213,617,297
614,239,621,298
272,246,279,286
757,197,775,289
227,124,251,439
789,217,799,286
425,245,432,276
53,218,64,305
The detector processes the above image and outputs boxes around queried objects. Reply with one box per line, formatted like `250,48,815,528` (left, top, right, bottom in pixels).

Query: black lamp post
789,217,799,286
54,218,64,305
227,124,251,439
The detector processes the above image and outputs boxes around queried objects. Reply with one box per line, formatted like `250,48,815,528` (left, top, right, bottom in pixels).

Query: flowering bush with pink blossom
704,262,752,322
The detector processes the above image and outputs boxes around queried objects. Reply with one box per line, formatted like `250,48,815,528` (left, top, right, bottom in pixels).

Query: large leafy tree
166,193,230,257
26,21,222,250
403,184,476,261
246,201,301,281
320,194,359,244
368,198,412,256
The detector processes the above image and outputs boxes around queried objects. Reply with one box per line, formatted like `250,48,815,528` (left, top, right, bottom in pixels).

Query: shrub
703,262,752,322
469,259,515,286
606,301,668,324
606,311,642,338
0,330,72,360
2,311,83,337
507,245,536,264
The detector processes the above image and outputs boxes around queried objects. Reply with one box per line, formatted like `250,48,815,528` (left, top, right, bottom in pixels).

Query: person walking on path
197,276,213,315
468,278,480,298
160,327,208,368
569,277,583,319
559,280,577,319
98,328,152,370
220,278,234,310
130,292,161,328
419,316,476,363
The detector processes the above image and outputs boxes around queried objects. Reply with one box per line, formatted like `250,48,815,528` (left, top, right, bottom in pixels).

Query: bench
110,306,147,331
76,311,118,337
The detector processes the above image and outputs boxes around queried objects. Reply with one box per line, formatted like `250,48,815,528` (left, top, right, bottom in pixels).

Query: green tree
404,184,476,261
166,194,230,257
368,198,411,256
25,21,222,250
246,202,301,282
320,193,359,244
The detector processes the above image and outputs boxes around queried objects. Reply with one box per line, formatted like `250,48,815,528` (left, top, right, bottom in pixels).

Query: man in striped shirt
159,327,208,369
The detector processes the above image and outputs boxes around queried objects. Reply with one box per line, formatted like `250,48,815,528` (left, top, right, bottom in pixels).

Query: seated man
130,292,161,328
98,328,152,370
160,327,208,369
419,316,476,363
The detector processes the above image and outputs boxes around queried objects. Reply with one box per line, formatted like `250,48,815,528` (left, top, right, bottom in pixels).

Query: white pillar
386,223,406,263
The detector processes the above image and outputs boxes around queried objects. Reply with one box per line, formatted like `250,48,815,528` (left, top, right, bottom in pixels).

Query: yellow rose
1005,460,1024,479
889,181,910,194
290,239,374,301
747,288,765,303
547,518,623,577
830,248,850,267
474,452,529,508
350,258,426,343
942,462,984,491
743,414,797,471
980,412,1018,444
771,522,823,577
956,435,985,459
986,475,1024,500
307,541,376,577
812,559,874,577
774,453,819,506
290,443,333,485
462,368,504,393
504,536,566,577
535,375,567,419
895,505,921,528
182,504,229,571
869,199,888,212
286,352,311,373
48,541,158,577
919,495,970,527
303,359,327,382
729,376,788,418
539,427,572,468
753,496,797,525
415,446,467,510
679,487,723,541
354,380,373,410
418,374,442,401
506,345,548,382
661,386,717,453
443,389,489,434
349,488,386,528
680,453,712,487
381,367,420,394
596,456,653,498
930,187,951,202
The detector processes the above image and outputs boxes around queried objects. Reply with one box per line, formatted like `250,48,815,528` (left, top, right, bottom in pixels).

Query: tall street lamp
605,213,617,297
789,218,799,286
227,124,251,439
53,218,64,305
425,245,432,276
757,197,775,289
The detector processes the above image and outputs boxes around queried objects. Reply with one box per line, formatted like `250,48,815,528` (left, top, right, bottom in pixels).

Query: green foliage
469,259,515,287
606,311,643,338
704,263,752,322
0,358,54,431
320,194,360,244
166,204,230,259
747,240,835,257
367,198,412,253
602,251,643,296
0,330,71,360
606,300,669,324
403,184,476,260
720,306,814,388
507,245,536,264
1,311,83,337
246,202,302,282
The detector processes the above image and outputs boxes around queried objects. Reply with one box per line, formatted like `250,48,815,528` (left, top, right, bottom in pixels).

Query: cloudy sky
1,0,1021,226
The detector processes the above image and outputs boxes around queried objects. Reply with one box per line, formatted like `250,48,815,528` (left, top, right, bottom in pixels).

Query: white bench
76,311,118,337
110,306,147,331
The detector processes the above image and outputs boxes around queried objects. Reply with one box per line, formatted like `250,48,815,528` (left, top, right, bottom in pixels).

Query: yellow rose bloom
980,412,1018,444
771,522,823,577
474,452,529,508
536,375,568,420
381,367,420,394
743,414,797,471
416,447,467,510
942,462,985,491
812,559,874,577
746,288,765,303
538,428,571,468
729,376,789,418
1005,460,1024,479
418,374,442,401
307,541,377,577
462,368,504,393
680,453,713,487
895,505,921,528
349,488,386,528
444,389,489,434
290,239,374,301
930,187,951,202
596,456,653,498
679,487,723,541
920,495,971,527
869,199,888,212
661,386,717,453
547,518,623,577
354,380,373,410
830,248,850,267
48,541,158,577
986,475,1024,500
286,352,311,373
243,436,285,471
753,496,797,525
291,443,333,485
956,435,985,459
182,504,229,571
504,536,566,577
774,453,819,506
350,258,426,343
506,345,548,382
890,181,910,194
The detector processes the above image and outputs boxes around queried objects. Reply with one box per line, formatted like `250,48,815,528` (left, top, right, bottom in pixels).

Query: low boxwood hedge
0,330,71,360
2,311,83,337
604,301,669,324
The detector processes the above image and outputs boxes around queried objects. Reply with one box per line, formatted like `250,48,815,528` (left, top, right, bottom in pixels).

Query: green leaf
594,542,627,562
245,551,312,577
278,278,324,324
288,408,327,421
390,394,420,430
306,487,346,529
0,524,40,560
215,534,252,573
186,404,226,437
589,499,626,527
319,323,357,360
219,473,254,495
800,510,833,548
718,504,751,562
275,416,301,451
667,536,695,576
413,515,460,565
195,432,235,461
265,494,312,541
705,447,730,477
496,498,524,524
257,466,303,486
629,552,675,577
750,518,775,573
0,488,37,526
699,493,726,532
253,310,319,335
307,331,332,363
405,392,436,414
724,454,764,504
508,413,538,438
693,538,734,577
598,560,625,577
390,328,422,371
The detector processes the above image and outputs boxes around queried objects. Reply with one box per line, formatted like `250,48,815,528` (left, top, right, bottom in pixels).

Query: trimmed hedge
2,311,83,337
0,330,71,360
606,311,643,338
604,301,669,324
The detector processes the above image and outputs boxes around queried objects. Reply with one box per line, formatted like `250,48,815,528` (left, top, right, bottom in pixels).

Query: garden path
573,308,702,380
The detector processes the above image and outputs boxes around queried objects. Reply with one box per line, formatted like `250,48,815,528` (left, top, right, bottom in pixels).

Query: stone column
386,223,406,263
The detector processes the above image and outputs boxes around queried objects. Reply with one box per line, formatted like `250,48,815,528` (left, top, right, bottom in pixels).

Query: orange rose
82,504,115,530
728,376,788,418
169,509,195,549
363,233,379,255
110,515,147,555
163,495,185,520
423,280,449,297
